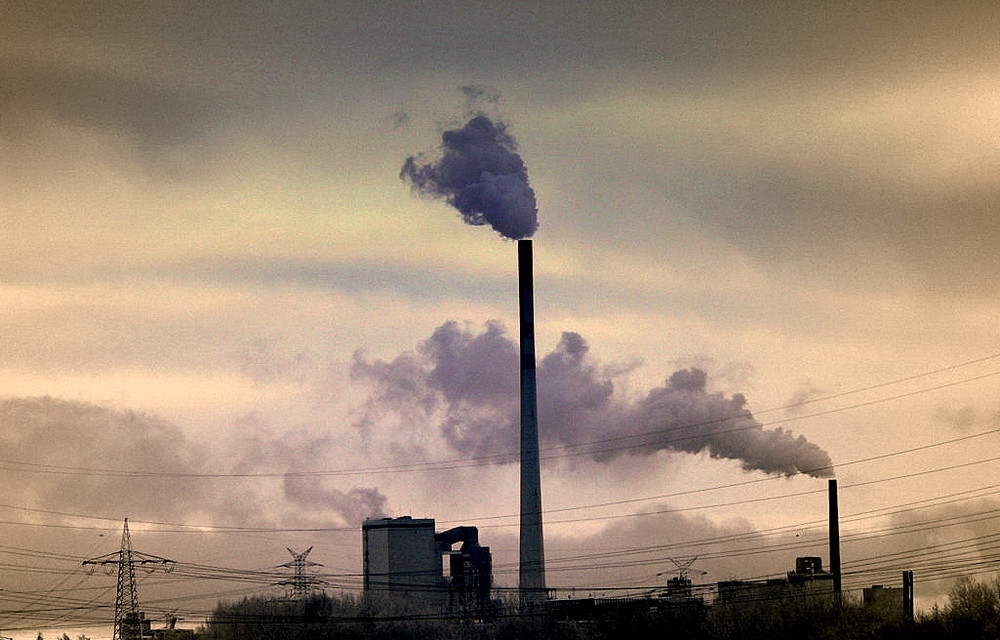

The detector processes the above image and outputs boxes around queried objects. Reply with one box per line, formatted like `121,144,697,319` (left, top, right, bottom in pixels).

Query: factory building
716,557,835,605
363,517,441,600
436,525,494,609
863,585,905,611
362,516,493,610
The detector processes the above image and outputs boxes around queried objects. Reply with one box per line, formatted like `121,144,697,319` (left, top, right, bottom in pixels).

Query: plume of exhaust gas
400,114,538,240
0,396,394,526
283,475,388,527
352,322,834,478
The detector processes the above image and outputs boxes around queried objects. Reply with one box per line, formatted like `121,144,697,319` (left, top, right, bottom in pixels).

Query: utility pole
84,519,174,640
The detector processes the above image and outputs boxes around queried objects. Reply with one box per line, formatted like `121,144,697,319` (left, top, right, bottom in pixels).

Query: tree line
191,575,1000,640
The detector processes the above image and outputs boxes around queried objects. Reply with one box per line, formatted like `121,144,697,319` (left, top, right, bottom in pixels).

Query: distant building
435,525,493,610
863,584,904,610
147,611,195,640
362,516,493,610
716,578,791,605
662,575,704,605
149,629,195,640
363,517,443,601
716,557,835,605
119,611,152,640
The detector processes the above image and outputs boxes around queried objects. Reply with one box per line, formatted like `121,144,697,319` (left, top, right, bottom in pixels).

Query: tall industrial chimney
518,239,546,602
902,570,914,620
829,479,842,593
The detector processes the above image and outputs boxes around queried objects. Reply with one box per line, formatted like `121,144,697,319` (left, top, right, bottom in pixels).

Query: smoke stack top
401,114,538,240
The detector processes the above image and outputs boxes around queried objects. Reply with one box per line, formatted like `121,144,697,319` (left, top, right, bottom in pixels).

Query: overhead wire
3,351,1000,621
0,352,997,482
0,430,999,540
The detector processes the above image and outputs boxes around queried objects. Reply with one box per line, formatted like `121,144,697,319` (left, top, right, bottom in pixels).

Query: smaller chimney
903,570,914,620
828,479,842,593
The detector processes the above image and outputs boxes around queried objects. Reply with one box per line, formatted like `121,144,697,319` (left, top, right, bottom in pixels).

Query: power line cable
1,355,998,481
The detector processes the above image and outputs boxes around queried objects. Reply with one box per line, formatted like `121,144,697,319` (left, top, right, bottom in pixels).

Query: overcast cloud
3,2,1000,636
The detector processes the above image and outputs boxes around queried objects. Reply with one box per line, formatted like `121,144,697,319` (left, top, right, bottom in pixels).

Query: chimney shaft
902,570,914,620
518,240,546,601
829,479,842,593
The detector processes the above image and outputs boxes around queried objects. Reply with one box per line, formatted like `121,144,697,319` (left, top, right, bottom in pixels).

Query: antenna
83,518,174,640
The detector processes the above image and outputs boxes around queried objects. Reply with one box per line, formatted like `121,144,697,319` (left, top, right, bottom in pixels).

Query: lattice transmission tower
277,546,324,600
83,518,174,640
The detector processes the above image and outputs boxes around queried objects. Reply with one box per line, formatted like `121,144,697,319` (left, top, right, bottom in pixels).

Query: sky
4,1,1000,636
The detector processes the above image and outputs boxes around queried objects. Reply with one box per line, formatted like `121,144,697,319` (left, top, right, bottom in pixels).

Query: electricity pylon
668,556,700,582
277,546,324,600
657,556,708,602
83,518,174,640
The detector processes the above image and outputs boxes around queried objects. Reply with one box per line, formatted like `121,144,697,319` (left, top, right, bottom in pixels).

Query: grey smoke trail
283,476,388,527
0,396,210,519
0,396,394,525
400,114,539,239
351,322,834,478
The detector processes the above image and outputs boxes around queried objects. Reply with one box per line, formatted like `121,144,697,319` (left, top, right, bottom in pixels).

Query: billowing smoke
0,396,393,525
283,476,388,526
352,322,833,478
0,396,211,520
400,114,538,239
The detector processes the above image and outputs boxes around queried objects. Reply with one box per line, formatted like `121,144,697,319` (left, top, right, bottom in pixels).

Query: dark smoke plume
352,322,834,478
400,115,539,239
